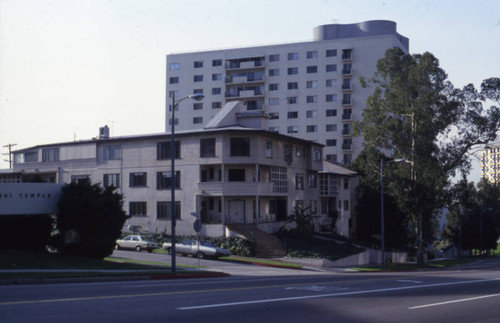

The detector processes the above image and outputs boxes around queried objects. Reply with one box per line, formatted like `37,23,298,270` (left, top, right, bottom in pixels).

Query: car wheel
167,248,172,254
135,246,142,252
196,252,205,259
147,249,153,253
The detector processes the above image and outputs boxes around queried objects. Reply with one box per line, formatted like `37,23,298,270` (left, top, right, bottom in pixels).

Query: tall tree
356,48,500,265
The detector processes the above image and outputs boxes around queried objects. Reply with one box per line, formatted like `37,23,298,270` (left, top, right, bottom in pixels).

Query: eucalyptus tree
355,48,500,265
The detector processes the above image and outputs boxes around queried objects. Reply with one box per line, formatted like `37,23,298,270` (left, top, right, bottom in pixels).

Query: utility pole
2,143,17,169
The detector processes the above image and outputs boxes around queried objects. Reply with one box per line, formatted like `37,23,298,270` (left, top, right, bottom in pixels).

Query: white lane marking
178,278,500,310
409,293,500,310
285,286,349,292
397,280,422,284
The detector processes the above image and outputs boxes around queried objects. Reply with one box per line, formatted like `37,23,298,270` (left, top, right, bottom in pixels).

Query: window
193,117,203,124
193,102,203,110
287,67,298,75
269,54,280,61
326,79,337,87
296,146,305,157
306,80,318,88
326,64,337,72
269,127,279,132
313,148,322,161
42,148,59,162
228,169,245,181
193,89,203,95
268,98,279,105
343,124,352,135
194,61,203,68
326,154,337,163
157,171,180,190
130,172,147,187
344,178,349,189
310,200,318,213
287,96,297,104
200,138,216,157
169,63,179,70
326,94,337,102
306,66,317,73
326,139,337,146
342,63,352,74
307,50,318,59
212,59,222,66
103,174,120,188
306,125,317,133
342,78,351,90
71,175,89,184
103,145,121,160
269,112,279,120
326,124,337,132
212,102,222,109
169,77,179,84
212,73,222,81
287,82,298,90
342,93,352,105
193,75,203,82
130,202,147,216
271,166,288,193
230,137,250,156
287,52,299,60
269,83,279,91
287,111,298,119
168,118,178,126
284,144,293,164
326,49,337,57
306,95,317,103
269,68,279,76
212,88,221,95
157,141,180,160
344,200,349,211
296,173,304,190
169,90,179,99
306,110,318,118
157,201,180,220
326,109,337,117
308,172,317,188
265,141,273,158
287,126,298,133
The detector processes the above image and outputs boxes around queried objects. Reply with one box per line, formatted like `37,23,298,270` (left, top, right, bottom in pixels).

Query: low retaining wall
286,249,407,267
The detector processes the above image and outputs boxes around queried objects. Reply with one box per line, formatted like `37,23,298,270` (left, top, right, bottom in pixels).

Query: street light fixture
380,158,412,269
170,93,204,274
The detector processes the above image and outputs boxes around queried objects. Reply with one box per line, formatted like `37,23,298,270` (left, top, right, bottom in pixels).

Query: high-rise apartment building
480,145,500,183
166,20,409,165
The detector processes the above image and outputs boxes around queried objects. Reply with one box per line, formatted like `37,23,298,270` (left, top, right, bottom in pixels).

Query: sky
1,0,499,180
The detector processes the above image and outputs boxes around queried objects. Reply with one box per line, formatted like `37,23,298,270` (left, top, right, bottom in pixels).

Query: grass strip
221,256,303,269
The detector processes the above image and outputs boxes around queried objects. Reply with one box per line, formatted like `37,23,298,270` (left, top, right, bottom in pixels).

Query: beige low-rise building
6,102,357,237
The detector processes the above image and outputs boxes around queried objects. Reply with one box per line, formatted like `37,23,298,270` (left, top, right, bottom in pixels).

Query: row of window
168,49,351,71
129,201,180,219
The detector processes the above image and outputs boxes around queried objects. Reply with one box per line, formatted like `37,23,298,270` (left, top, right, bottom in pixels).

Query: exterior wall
10,129,339,237
166,21,408,166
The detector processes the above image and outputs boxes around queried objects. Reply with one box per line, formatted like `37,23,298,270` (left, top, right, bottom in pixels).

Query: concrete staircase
227,224,287,258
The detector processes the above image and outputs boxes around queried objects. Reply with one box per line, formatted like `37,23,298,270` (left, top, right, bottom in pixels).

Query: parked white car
115,235,159,253
162,240,231,259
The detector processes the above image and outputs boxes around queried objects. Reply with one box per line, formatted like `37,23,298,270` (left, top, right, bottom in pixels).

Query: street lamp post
170,93,204,274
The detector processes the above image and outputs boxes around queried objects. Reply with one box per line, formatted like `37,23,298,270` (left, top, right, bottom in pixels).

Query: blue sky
1,0,499,179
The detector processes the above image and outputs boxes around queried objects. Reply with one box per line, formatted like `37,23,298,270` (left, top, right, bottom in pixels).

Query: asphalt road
1,256,500,322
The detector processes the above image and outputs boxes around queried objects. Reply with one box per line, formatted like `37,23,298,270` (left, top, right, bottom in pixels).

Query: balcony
342,68,352,76
341,113,352,120
342,128,352,136
225,75,265,85
342,52,353,61
342,83,352,91
342,143,352,151
342,98,353,106
225,60,265,71
198,181,276,196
